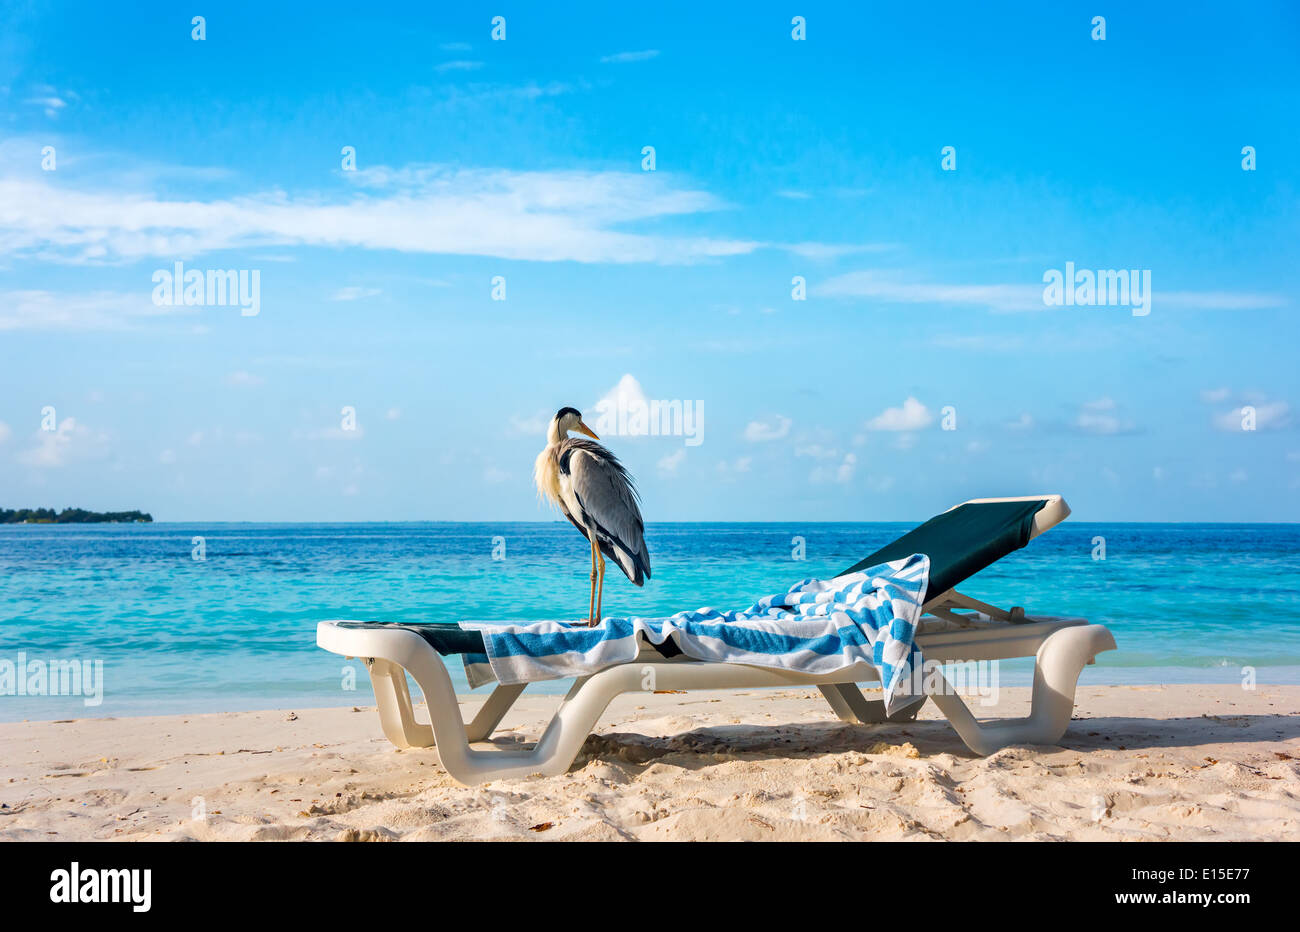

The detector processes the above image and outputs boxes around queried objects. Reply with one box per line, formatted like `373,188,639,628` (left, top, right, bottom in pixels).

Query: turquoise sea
1,522,1298,721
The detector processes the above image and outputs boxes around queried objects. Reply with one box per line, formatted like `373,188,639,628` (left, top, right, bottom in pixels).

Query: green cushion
837,498,1048,597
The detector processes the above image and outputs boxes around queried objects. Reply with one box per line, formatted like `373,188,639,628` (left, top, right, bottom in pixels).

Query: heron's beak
576,420,599,440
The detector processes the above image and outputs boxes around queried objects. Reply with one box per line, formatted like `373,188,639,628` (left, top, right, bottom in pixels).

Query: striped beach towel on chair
460,554,930,715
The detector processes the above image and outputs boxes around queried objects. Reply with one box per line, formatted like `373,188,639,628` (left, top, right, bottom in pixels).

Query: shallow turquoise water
1,522,1297,721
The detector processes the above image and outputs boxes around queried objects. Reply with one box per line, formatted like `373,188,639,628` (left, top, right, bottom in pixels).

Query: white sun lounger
316,494,1116,785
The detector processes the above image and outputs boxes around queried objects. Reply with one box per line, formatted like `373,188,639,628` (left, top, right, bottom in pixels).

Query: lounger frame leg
464,682,527,742
367,659,526,748
818,684,926,724
925,624,1116,755
367,659,434,749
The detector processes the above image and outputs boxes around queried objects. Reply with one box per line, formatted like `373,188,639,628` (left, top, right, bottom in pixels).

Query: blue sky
1,2,1297,522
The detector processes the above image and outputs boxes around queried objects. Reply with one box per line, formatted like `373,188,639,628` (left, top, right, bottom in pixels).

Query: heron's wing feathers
566,444,652,585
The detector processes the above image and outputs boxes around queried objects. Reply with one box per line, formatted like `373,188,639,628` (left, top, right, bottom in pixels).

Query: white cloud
591,374,649,434
865,397,932,432
657,448,686,476
385,407,401,421
744,415,792,442
483,465,510,483
17,417,110,468
819,271,1284,315
159,449,176,465
811,452,856,484
466,81,574,102
436,60,485,72
776,189,812,200
1229,468,1249,483
780,242,893,262
331,286,382,301
1200,387,1230,403
180,427,260,449
819,270,1044,312
0,163,762,266
794,443,839,460
1213,401,1291,432
1005,413,1035,431
293,425,365,441
0,422,9,445
931,333,1027,353
1161,292,1287,310
865,474,895,493
0,290,181,332
600,50,660,63
509,411,552,436
225,370,264,387
716,456,752,478
1074,397,1135,435
25,95,67,119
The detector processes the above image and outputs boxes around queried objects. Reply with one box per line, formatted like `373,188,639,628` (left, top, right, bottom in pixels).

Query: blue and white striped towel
460,554,929,715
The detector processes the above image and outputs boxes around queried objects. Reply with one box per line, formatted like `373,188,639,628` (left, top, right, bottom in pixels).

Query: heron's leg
586,532,599,626
595,546,606,622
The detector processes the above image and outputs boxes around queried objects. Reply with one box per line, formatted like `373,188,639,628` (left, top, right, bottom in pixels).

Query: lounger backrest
837,497,1060,599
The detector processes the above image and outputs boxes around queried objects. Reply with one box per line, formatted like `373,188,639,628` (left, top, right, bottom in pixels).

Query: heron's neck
546,422,566,445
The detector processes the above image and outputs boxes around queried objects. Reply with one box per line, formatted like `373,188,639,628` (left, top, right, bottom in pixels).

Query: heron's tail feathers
602,537,651,587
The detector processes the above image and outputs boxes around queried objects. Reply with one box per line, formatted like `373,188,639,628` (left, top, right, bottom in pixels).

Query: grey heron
534,406,651,627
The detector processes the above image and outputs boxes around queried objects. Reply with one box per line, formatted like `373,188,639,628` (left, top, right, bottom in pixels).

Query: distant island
0,508,153,524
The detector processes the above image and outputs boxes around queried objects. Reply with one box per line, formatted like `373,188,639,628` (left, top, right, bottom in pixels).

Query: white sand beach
2,684,1297,842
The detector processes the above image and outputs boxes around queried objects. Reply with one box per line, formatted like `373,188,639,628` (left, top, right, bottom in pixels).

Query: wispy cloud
0,290,180,332
435,60,484,73
716,456,752,478
781,242,894,262
600,50,660,63
657,448,686,476
0,162,763,266
509,411,551,436
1161,291,1287,310
744,415,792,442
821,271,1286,314
1213,400,1291,432
810,452,856,484
437,81,575,104
819,270,1043,312
331,286,382,302
25,96,66,118
22,86,77,119
225,370,264,388
1073,397,1137,435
